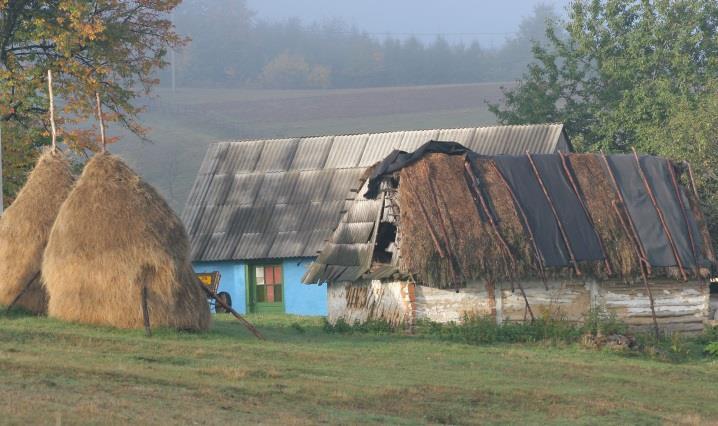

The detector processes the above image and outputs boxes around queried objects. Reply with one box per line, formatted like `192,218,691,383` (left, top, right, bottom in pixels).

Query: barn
183,124,570,315
303,142,716,333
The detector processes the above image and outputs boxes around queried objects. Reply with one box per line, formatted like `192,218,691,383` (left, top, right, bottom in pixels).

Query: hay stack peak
43,153,210,330
0,149,75,314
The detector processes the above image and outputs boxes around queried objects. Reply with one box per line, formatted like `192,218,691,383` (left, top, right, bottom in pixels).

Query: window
255,265,283,303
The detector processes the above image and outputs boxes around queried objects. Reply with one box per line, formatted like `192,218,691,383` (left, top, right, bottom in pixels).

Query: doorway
248,263,285,313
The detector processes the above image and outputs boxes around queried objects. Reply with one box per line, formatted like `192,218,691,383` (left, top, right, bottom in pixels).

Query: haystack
0,149,75,313
42,154,210,330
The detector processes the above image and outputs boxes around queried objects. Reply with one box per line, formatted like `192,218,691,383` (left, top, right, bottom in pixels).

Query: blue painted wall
193,257,327,316
283,258,328,316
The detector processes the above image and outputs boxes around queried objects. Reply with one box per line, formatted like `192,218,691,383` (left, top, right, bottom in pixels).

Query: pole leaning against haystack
197,280,265,340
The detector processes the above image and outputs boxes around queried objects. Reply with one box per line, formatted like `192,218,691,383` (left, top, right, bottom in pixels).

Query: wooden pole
197,281,265,340
666,159,699,272
47,70,57,152
421,161,463,288
95,93,106,154
141,285,152,337
5,271,40,314
464,160,534,321
686,162,700,200
559,152,613,276
611,200,660,339
631,148,687,281
526,152,581,276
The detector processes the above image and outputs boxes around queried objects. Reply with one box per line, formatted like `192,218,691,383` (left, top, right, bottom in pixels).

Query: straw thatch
0,149,75,313
43,154,210,330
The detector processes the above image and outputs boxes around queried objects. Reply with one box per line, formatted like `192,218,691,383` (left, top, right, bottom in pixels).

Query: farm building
183,124,571,315
303,142,716,333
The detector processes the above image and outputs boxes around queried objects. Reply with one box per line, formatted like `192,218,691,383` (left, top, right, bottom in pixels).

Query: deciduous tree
1,0,184,204
490,0,718,239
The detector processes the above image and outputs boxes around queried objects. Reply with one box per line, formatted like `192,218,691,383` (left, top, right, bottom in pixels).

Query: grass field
1,312,717,425
112,83,508,211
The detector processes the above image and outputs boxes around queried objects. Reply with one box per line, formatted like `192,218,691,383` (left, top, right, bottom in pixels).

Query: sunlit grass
1,312,717,424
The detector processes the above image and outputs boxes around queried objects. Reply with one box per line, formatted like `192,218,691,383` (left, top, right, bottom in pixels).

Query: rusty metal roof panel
254,138,299,172
289,136,334,170
400,129,440,152
358,131,405,166
324,134,369,168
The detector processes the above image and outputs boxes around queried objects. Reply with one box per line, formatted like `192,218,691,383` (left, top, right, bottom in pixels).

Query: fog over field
116,1,570,211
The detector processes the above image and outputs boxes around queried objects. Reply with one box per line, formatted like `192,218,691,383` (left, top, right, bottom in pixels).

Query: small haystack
0,149,75,313
43,154,210,330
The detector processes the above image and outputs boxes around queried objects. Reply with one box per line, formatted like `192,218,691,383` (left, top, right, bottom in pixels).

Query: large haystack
43,154,210,330
0,149,75,313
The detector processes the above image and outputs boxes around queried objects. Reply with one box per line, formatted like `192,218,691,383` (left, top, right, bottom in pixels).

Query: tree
0,0,183,203
490,0,718,239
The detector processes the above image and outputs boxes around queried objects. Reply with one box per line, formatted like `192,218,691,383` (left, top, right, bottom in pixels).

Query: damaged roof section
303,141,715,286
183,124,570,261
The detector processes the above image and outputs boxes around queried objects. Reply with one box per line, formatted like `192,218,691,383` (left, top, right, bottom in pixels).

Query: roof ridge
211,123,564,146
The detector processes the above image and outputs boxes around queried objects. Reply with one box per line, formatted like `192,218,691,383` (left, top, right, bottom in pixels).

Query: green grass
1,312,717,425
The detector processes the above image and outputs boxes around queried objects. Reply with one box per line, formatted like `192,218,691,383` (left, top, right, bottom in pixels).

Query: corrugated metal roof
183,123,568,261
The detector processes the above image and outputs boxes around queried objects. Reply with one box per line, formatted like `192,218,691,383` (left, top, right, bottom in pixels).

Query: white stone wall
328,279,710,333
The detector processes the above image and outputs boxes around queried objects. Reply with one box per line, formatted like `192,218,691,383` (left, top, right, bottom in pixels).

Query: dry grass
43,154,210,330
0,149,75,313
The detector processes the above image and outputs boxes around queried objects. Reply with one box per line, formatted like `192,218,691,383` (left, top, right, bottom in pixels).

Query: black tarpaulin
531,155,605,261
365,141,470,199
607,155,698,268
608,155,705,268
491,155,570,267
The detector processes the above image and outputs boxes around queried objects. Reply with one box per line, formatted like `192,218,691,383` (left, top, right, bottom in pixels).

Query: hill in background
114,82,509,212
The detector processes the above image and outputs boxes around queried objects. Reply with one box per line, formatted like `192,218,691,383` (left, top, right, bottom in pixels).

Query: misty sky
247,0,572,46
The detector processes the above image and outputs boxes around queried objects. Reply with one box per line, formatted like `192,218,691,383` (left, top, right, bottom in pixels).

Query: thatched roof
43,154,210,330
303,142,715,287
0,150,75,313
183,124,570,262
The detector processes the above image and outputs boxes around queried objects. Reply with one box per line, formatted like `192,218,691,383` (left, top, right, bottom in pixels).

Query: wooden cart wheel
215,292,232,313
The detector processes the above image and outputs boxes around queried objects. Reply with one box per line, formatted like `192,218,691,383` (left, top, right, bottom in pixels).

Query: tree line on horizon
169,0,559,89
